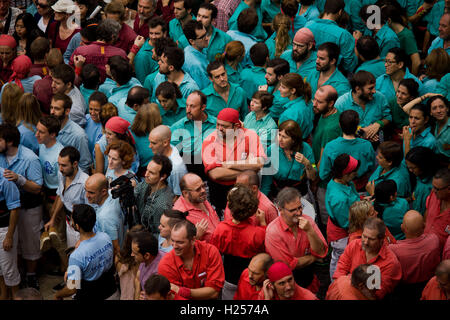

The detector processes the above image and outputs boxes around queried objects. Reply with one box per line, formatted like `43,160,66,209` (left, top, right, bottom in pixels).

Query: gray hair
275,187,301,209
363,217,386,239
96,19,121,43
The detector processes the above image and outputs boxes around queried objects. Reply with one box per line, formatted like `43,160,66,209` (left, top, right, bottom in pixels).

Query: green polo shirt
377,197,409,240
412,175,432,215
243,112,277,150
241,66,267,100
202,82,248,119
134,40,158,84
369,164,412,198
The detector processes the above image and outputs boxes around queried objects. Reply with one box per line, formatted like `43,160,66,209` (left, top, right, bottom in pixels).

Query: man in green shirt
169,0,194,49
170,90,216,179
311,85,342,226
202,61,248,119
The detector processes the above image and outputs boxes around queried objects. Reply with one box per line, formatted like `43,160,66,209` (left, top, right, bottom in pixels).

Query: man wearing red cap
202,107,266,217
0,34,16,87
280,27,317,81
259,261,318,300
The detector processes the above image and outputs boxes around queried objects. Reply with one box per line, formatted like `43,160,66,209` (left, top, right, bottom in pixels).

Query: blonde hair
100,102,118,127
16,93,42,131
131,103,162,137
425,48,450,81
348,200,374,233
273,13,291,58
1,83,23,125
216,41,245,63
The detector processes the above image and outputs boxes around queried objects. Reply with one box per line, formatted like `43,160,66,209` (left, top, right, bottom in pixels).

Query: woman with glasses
326,153,361,279
35,0,54,33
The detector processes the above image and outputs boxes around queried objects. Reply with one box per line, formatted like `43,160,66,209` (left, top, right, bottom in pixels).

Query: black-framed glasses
196,32,207,40
432,184,449,192
283,204,304,214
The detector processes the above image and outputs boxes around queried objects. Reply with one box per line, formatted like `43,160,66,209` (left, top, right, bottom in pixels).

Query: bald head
250,253,272,268
313,85,338,114
86,173,108,191
401,210,424,238
320,85,338,102
150,125,171,141
248,253,273,286
180,173,202,191
149,125,171,154
85,173,109,205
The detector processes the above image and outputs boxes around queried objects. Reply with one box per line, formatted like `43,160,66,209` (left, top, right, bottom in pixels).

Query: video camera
110,172,137,227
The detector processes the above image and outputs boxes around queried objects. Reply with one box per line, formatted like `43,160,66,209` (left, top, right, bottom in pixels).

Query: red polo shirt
444,236,450,260
173,196,220,243
265,215,328,270
326,275,370,300
257,283,318,300
157,240,225,293
201,128,266,186
156,0,175,23
224,190,278,226
210,219,265,258
29,63,49,78
33,75,53,114
69,42,128,84
133,13,158,38
421,276,447,300
425,191,450,250
115,23,137,53
389,233,441,284
333,239,402,299
233,268,262,300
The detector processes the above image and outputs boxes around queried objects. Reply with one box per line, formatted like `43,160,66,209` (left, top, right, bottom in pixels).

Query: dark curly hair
227,184,259,221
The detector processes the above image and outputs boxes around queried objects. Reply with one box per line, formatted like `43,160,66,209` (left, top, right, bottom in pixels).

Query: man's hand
298,216,312,232
258,84,268,91
3,169,18,182
2,234,13,251
361,123,381,139
44,219,55,232
73,55,86,69
134,35,145,48
366,180,375,196
255,209,266,226
196,219,208,240
262,279,274,300
170,283,180,294
294,152,310,166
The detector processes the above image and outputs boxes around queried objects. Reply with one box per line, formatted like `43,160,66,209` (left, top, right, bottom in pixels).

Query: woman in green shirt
216,40,244,86
429,95,450,164
373,179,409,240
265,13,292,59
405,146,437,215
261,120,316,199
386,78,418,142
421,48,450,94
155,81,186,126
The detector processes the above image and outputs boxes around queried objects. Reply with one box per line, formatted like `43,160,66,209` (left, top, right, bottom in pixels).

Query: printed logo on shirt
44,161,54,174
67,265,81,289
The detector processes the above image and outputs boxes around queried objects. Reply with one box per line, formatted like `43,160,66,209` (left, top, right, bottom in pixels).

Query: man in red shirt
424,168,450,251
259,261,318,300
326,264,378,300
334,217,402,300
134,0,158,37
234,253,273,300
104,0,137,53
157,220,225,299
421,260,450,300
173,173,220,243
389,210,441,300
265,187,328,292
202,108,265,216
224,170,278,226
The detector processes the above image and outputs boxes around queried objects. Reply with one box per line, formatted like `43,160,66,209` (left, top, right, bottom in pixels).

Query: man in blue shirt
197,2,233,62
0,167,21,299
355,36,386,79
51,93,92,173
182,20,211,90
171,90,216,179
117,87,150,124
308,42,351,98
335,71,391,142
0,123,43,290
56,204,117,300
280,27,318,81
428,12,450,55
148,46,199,102
133,17,168,85
304,0,358,73
85,173,124,257
202,61,248,119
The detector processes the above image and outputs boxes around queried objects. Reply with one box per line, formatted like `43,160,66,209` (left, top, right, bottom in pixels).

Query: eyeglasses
292,42,306,49
196,32,207,40
432,184,449,192
37,3,50,8
384,59,397,65
283,204,304,214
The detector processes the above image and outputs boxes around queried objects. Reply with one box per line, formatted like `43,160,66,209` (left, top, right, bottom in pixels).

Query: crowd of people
0,0,448,301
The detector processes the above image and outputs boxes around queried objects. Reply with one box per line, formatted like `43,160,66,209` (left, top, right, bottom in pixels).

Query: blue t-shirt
39,142,65,190
68,232,114,282
94,194,125,248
